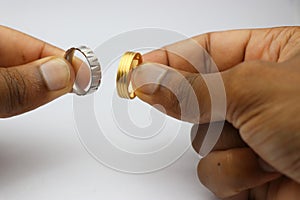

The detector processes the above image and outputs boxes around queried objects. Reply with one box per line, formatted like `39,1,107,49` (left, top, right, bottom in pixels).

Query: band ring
116,52,143,99
64,46,102,96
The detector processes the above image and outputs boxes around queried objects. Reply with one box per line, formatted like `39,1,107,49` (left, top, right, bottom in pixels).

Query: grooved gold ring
116,52,143,99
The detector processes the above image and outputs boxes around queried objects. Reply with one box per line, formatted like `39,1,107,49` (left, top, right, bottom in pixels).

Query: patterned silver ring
64,46,101,95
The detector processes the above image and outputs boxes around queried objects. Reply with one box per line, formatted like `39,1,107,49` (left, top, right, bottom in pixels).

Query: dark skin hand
1,25,299,199
131,27,300,199
0,25,84,118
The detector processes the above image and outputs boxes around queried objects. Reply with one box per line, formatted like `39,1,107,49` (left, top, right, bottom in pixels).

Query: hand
0,26,76,118
131,27,300,199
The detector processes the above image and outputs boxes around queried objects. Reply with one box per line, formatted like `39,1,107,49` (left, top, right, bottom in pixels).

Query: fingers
131,62,233,123
142,30,252,73
132,63,208,123
0,25,64,67
191,121,247,154
0,56,75,118
247,177,300,200
142,27,298,73
0,25,87,77
197,148,281,199
191,122,283,199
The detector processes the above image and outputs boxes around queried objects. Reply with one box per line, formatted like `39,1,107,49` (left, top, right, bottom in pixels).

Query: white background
0,0,299,200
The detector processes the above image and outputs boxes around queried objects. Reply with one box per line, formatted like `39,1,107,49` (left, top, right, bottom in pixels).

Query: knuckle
167,89,180,113
225,61,272,124
0,68,28,117
158,84,180,116
175,73,201,122
228,60,272,89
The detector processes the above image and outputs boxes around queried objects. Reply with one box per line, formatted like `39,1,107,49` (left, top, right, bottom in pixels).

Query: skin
0,25,87,117
1,25,299,199
135,27,300,199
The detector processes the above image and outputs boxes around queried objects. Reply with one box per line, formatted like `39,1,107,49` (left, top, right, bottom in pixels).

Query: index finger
0,25,64,67
143,27,297,73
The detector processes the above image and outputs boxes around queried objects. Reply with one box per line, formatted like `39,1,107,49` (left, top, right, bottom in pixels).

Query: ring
116,52,143,99
64,46,102,96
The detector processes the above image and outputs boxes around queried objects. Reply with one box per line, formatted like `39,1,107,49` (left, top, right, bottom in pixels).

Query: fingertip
132,63,168,95
40,57,74,93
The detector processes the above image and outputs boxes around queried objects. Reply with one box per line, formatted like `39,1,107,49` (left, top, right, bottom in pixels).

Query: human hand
131,27,300,199
0,25,76,118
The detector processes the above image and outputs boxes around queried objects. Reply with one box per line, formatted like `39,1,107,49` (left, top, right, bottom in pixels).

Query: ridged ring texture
64,46,102,96
116,52,142,99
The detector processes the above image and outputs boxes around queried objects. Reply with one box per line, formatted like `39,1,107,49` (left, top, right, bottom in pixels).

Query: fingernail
40,58,71,91
258,158,277,173
131,63,168,95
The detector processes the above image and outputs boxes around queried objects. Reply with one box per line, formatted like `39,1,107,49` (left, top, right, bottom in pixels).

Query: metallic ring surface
64,46,101,96
116,52,143,99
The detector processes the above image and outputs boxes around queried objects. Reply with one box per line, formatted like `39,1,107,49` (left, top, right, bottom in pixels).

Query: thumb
0,56,75,117
131,63,230,124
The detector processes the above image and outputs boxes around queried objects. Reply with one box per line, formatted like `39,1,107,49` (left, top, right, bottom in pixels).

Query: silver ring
64,46,101,96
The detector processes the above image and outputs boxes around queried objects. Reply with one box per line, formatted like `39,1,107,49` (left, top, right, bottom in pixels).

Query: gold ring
116,52,143,99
